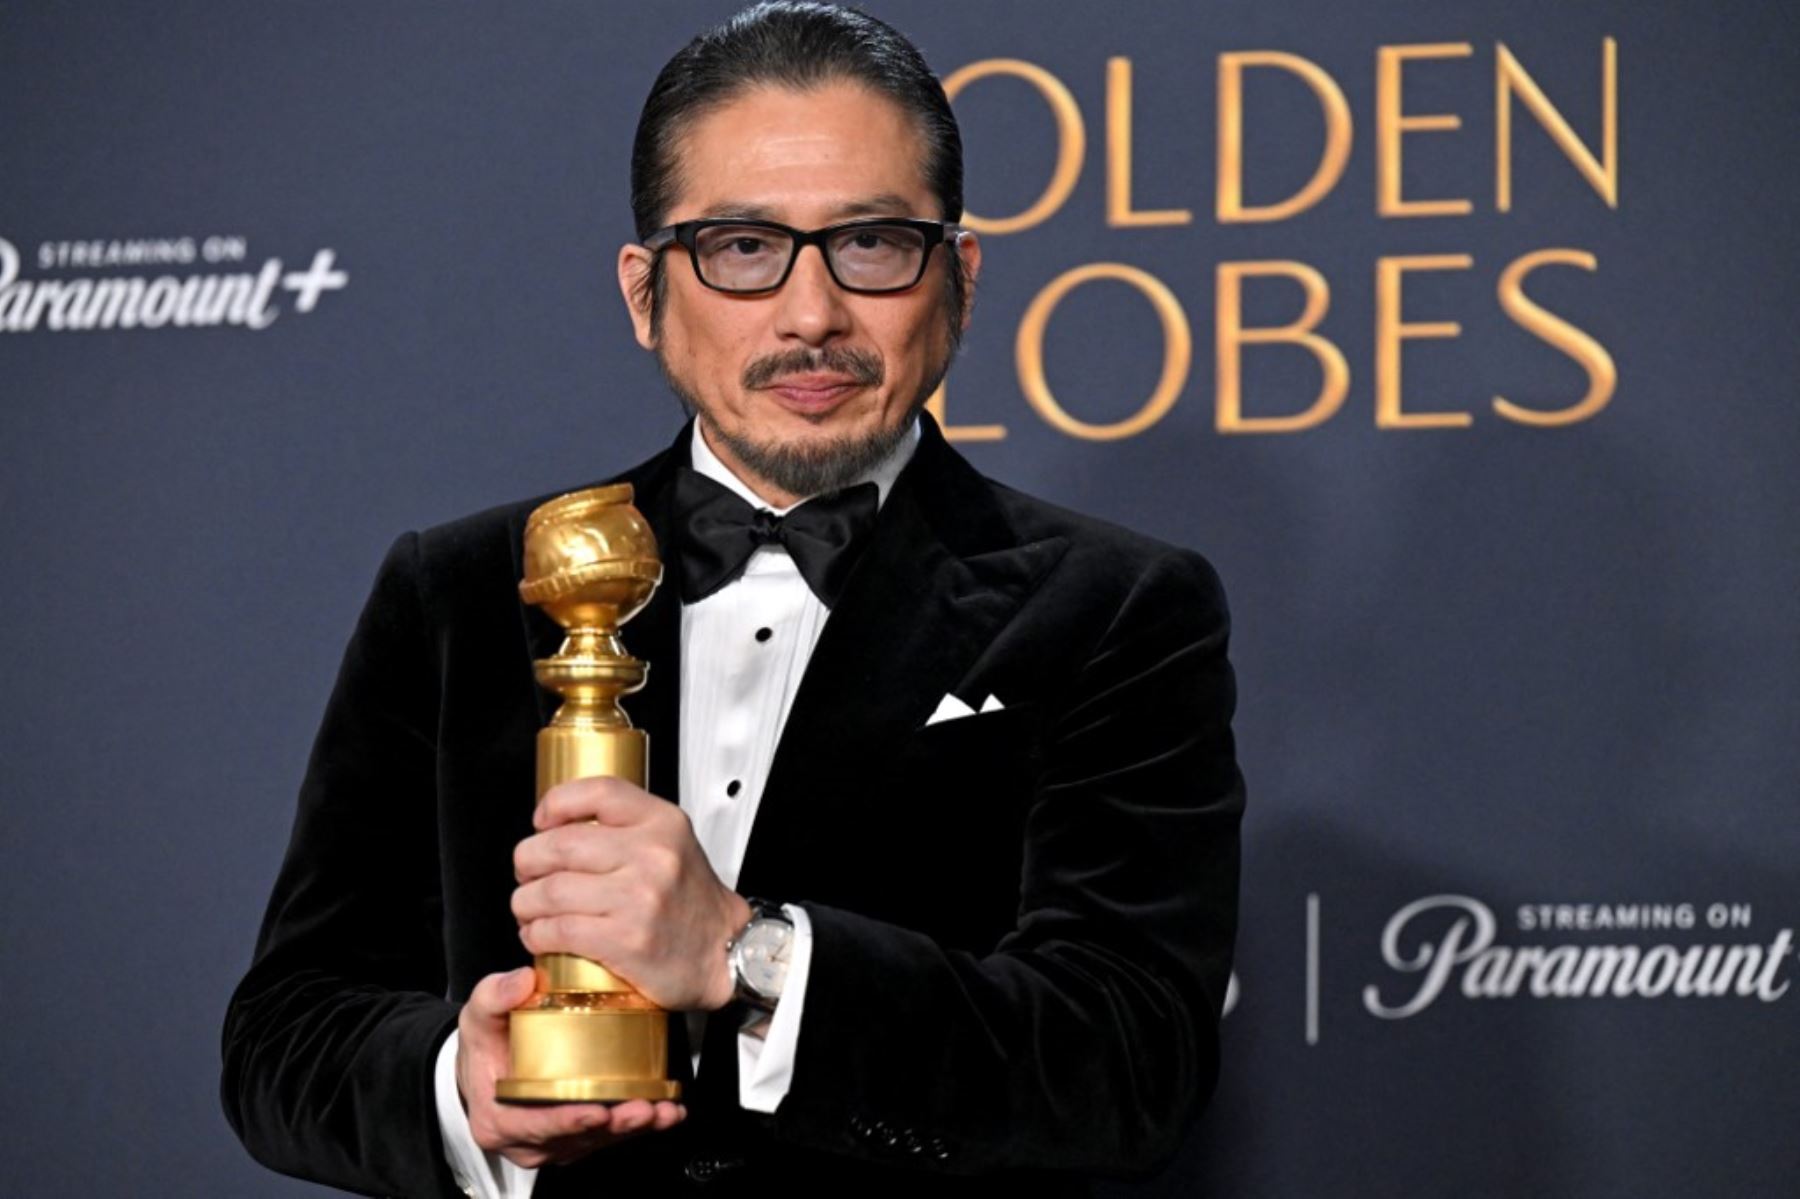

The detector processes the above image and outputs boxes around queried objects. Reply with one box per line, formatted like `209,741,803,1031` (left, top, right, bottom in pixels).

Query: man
222,4,1243,1196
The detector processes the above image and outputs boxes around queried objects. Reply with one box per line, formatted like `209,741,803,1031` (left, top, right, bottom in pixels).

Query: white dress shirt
435,416,921,1198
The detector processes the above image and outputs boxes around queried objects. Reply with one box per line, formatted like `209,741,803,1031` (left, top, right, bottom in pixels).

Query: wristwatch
727,898,795,1017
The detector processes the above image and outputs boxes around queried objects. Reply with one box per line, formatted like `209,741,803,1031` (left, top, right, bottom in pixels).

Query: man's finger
541,1101,687,1166
512,823,637,885
534,776,660,830
511,870,626,925
465,967,536,1025
518,913,622,966
490,1101,613,1146
605,1099,658,1137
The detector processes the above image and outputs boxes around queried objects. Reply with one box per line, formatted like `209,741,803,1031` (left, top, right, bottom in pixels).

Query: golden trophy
496,483,681,1103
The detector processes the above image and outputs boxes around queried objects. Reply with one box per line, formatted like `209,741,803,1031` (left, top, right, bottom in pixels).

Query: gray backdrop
2,2,1795,1195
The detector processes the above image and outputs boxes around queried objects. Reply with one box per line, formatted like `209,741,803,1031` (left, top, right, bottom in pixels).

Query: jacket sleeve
770,548,1244,1177
221,532,465,1198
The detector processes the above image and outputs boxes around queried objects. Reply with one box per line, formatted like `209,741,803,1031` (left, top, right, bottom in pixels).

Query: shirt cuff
736,902,814,1113
434,1029,540,1199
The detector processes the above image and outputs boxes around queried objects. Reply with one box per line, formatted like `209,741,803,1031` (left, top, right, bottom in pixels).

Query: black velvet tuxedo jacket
222,413,1244,1197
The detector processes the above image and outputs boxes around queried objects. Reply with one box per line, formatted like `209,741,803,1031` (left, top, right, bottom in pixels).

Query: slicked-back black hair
628,2,968,337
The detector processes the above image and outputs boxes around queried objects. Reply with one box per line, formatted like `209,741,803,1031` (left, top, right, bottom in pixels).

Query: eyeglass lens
692,224,928,292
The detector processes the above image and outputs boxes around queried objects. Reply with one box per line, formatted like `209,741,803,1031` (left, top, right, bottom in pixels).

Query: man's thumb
470,966,537,1021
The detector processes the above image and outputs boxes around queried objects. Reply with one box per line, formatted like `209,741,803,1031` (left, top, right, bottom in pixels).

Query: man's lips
762,375,866,412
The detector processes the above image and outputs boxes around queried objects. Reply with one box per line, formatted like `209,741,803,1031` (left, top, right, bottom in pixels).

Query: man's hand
511,777,753,1013
455,967,686,1169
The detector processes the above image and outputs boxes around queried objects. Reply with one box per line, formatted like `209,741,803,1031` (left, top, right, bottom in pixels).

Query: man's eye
700,231,779,258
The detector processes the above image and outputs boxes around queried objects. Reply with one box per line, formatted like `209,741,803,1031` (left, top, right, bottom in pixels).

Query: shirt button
726,779,742,798
754,626,773,642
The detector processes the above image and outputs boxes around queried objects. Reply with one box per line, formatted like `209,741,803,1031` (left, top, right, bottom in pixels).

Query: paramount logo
1363,894,1794,1019
0,236,347,333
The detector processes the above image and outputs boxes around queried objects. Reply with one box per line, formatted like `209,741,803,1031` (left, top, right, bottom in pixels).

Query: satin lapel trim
734,482,1068,897
624,504,683,809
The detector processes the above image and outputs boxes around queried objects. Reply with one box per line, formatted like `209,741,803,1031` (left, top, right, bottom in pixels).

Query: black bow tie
674,466,879,607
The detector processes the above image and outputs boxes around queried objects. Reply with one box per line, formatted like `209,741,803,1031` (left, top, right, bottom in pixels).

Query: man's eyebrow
700,193,919,222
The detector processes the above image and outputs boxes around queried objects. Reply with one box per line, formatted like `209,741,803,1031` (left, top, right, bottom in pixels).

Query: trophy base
498,1002,680,1105
495,1077,682,1103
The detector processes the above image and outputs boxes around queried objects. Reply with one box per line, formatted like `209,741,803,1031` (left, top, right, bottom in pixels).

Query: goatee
659,343,950,498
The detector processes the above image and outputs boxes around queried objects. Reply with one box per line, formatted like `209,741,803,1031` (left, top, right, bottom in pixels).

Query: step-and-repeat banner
2,3,1793,1195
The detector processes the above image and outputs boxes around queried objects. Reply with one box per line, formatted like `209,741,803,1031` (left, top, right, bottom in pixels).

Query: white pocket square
924,692,1005,726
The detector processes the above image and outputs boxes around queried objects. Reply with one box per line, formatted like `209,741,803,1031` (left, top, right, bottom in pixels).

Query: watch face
738,918,793,998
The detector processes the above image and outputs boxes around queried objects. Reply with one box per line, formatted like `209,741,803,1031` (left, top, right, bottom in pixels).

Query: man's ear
617,244,657,349
953,230,982,335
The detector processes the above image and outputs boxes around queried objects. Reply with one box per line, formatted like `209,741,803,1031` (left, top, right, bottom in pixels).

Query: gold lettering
1493,248,1616,425
1017,263,1190,440
1377,43,1475,218
943,59,1085,234
1376,254,1475,428
1215,261,1349,434
1497,39,1619,211
924,380,1008,441
1217,52,1353,223
1106,57,1192,227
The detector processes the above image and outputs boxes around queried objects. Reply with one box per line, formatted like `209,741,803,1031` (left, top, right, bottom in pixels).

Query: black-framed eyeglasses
643,217,965,295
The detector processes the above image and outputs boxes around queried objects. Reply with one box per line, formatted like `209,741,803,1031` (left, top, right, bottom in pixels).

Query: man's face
618,81,981,506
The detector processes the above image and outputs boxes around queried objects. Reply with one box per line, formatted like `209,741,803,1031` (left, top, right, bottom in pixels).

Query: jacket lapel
734,414,1068,897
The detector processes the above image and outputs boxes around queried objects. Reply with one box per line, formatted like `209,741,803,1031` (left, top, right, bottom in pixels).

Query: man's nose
773,243,852,345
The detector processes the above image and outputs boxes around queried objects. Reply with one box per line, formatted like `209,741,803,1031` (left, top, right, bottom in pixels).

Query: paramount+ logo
1230,892,1794,1044
1363,895,1794,1019
0,235,347,333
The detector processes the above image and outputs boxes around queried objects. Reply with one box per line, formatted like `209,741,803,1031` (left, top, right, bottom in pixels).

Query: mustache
742,346,884,390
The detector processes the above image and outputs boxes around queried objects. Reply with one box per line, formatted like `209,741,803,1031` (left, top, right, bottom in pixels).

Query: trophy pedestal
497,1004,680,1103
